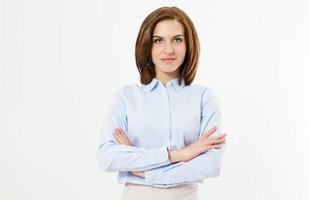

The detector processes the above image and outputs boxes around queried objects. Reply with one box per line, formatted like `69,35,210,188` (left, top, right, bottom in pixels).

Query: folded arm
143,87,226,185
97,89,171,172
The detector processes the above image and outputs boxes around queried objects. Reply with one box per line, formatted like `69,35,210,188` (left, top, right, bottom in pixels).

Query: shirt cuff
146,146,171,168
144,161,183,184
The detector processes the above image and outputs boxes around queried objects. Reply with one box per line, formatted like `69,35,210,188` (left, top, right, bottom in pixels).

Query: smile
161,58,176,64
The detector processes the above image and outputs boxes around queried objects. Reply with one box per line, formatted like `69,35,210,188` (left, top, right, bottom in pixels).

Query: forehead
153,20,184,37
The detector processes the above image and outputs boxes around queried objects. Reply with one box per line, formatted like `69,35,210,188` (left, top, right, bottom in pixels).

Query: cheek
154,46,163,53
176,45,186,57
151,48,162,59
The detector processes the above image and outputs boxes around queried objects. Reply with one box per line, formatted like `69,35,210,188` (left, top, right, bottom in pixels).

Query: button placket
164,84,173,150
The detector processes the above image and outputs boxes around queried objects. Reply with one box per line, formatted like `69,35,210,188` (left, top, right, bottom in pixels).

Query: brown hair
135,6,200,86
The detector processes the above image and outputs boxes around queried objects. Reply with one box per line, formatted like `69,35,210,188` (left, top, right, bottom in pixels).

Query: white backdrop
1,0,309,199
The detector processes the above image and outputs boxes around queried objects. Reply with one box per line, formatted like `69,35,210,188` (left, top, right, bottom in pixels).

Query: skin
113,20,227,177
151,20,186,86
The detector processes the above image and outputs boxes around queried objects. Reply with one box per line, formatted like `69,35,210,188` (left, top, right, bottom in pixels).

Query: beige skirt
120,183,199,200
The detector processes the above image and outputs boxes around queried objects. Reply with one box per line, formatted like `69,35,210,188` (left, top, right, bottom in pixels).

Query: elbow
208,165,221,178
208,157,222,178
96,144,117,172
204,152,222,178
97,159,113,173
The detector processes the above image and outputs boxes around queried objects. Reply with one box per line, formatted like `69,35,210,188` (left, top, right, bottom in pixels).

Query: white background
1,0,309,199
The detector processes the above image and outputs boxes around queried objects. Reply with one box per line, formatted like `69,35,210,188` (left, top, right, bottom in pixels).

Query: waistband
125,182,198,189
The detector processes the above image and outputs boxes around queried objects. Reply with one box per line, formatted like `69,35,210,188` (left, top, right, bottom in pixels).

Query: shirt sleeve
144,87,226,185
97,88,171,172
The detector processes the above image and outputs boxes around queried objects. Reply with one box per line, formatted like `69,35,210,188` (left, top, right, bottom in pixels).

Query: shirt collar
143,78,185,92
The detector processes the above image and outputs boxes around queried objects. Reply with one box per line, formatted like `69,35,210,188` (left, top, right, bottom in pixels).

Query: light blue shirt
97,78,225,188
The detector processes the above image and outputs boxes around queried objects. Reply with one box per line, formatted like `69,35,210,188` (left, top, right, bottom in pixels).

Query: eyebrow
152,35,184,38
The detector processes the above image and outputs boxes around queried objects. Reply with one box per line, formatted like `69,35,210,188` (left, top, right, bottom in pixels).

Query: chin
159,66,180,73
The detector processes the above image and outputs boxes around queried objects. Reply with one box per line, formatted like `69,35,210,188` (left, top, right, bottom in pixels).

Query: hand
113,128,144,178
174,127,226,162
131,171,145,177
113,128,132,146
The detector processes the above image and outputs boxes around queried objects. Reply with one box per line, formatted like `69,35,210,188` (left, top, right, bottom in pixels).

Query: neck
155,70,179,87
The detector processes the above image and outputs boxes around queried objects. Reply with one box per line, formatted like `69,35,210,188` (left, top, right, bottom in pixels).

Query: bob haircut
135,6,200,86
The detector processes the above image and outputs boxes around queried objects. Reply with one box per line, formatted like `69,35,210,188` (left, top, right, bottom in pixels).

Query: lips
161,57,176,60
161,57,176,64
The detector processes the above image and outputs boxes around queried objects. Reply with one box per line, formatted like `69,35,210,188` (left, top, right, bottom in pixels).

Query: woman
97,6,226,200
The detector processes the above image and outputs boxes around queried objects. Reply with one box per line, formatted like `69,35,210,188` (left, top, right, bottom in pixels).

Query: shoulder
112,83,142,99
188,84,220,105
187,83,216,96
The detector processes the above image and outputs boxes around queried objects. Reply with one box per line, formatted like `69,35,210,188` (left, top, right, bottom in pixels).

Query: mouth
161,58,176,64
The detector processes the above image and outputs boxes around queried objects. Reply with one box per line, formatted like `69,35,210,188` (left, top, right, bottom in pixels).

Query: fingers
212,144,222,149
211,133,227,140
206,141,224,151
119,129,132,145
202,127,227,140
202,127,217,138
131,171,145,177
204,133,226,147
114,130,125,144
209,137,226,145
113,128,132,146
114,129,127,144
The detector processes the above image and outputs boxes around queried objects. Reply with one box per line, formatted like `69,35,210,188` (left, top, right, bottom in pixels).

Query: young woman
97,6,227,200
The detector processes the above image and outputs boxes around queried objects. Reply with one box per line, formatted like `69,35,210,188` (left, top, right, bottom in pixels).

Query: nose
164,42,175,54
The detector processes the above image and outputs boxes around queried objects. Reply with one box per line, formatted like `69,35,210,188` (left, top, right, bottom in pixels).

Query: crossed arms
97,88,227,186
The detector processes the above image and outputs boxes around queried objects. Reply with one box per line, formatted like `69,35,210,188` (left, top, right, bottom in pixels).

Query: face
151,20,186,79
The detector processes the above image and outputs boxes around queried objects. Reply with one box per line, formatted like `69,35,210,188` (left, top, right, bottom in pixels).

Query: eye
174,38,183,43
153,38,163,44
